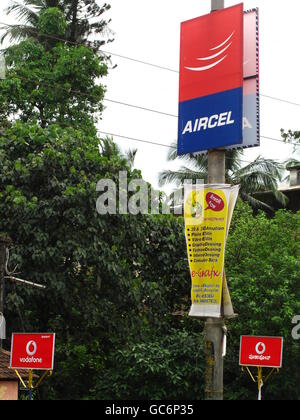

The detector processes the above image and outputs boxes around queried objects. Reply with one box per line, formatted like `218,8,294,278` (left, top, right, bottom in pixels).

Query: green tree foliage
225,205,300,400
281,129,300,169
0,35,107,129
93,330,205,400
0,0,299,403
0,122,145,399
37,7,68,47
0,122,299,399
282,129,300,146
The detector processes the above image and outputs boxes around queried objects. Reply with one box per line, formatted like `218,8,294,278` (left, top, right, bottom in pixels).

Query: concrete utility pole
0,237,46,349
0,237,11,348
0,238,7,316
204,0,226,401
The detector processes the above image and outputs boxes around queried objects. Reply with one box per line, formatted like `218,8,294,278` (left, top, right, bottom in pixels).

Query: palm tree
99,136,138,170
158,143,288,211
0,1,59,43
0,0,113,49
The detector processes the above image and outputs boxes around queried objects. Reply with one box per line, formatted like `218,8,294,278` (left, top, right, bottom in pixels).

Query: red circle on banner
205,192,225,212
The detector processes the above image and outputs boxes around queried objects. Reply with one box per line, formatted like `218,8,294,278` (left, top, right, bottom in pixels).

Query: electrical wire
0,22,298,152
98,130,176,150
97,130,290,169
0,121,284,168
0,21,300,108
1,70,298,148
104,98,178,118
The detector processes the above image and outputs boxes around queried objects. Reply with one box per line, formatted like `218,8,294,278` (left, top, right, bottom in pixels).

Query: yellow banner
184,184,238,318
223,185,239,319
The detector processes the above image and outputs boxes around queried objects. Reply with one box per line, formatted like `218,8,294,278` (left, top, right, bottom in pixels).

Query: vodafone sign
239,336,283,368
10,333,55,370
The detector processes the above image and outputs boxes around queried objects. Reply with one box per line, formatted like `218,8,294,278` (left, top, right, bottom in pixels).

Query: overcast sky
1,0,299,190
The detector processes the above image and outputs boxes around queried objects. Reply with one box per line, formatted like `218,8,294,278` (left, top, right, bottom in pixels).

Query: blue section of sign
243,92,260,148
178,87,243,155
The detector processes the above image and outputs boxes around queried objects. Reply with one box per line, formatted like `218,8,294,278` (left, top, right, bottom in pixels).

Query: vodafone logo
18,339,42,364
248,340,271,362
255,342,266,355
26,340,37,357
185,31,235,72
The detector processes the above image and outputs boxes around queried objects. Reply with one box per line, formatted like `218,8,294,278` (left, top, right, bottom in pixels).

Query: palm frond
166,141,178,162
273,190,289,207
284,158,300,169
224,149,243,174
158,168,208,187
160,147,287,211
6,0,40,25
235,156,284,179
240,191,275,212
237,171,278,193
0,24,36,44
125,148,138,169
1,1,62,44
99,136,121,159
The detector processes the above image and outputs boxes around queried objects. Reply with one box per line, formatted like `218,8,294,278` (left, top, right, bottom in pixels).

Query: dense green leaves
93,330,205,400
0,123,299,400
0,0,299,402
0,39,107,129
225,205,300,400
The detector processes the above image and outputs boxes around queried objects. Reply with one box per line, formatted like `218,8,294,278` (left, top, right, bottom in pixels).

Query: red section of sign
10,333,55,370
244,10,258,79
244,77,256,95
179,4,244,103
239,336,283,368
205,193,225,212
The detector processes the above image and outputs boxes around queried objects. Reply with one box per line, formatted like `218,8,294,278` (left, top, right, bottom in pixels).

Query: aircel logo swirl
184,31,235,72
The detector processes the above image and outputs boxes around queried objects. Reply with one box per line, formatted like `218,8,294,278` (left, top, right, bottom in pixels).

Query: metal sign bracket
14,369,53,399
242,366,280,400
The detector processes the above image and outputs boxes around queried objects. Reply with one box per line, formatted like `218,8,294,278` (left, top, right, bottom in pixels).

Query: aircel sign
178,4,244,155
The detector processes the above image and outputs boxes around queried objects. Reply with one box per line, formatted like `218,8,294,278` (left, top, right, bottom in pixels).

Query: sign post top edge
180,3,244,26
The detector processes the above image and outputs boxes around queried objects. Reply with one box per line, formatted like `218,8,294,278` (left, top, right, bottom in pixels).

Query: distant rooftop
286,164,300,170
286,165,300,188
0,349,28,380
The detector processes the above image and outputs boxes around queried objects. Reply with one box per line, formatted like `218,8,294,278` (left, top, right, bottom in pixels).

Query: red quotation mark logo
26,340,37,357
255,342,266,355
205,193,225,212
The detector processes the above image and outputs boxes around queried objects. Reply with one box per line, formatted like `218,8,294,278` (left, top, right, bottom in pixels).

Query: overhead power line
100,50,178,73
0,21,300,108
98,131,295,167
0,66,298,148
104,98,178,118
104,100,299,147
0,23,298,149
261,135,300,147
99,131,175,150
260,94,300,108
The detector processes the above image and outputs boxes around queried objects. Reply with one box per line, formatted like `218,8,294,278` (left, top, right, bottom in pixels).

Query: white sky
1,0,300,190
